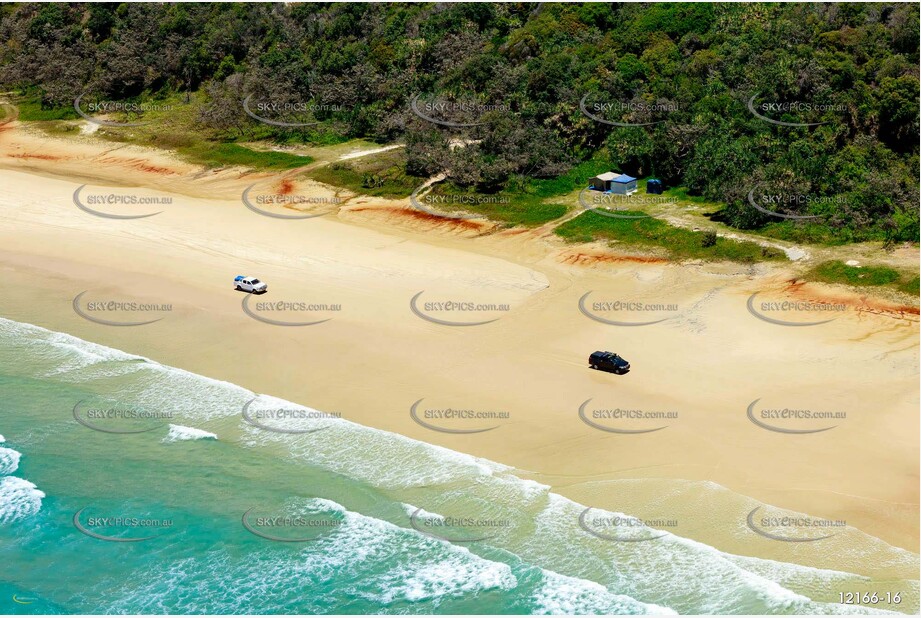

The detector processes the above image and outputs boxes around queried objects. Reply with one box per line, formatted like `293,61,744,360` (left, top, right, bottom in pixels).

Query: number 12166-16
840,592,901,605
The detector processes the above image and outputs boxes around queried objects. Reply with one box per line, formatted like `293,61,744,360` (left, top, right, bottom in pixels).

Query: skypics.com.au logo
410,94,509,128
74,94,175,127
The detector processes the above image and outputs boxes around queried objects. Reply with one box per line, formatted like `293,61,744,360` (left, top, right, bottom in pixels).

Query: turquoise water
0,317,914,615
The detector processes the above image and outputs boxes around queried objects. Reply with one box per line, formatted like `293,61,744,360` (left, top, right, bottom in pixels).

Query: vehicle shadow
589,367,630,375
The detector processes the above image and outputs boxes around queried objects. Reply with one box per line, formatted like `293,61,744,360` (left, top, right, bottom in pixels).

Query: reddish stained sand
276,179,295,195
559,251,669,266
281,202,334,215
7,152,61,161
96,156,175,176
497,227,531,237
350,205,488,232
782,279,919,318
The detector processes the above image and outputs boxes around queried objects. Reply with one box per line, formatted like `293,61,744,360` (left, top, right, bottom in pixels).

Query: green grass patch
805,260,918,297
308,148,422,199
554,210,786,262
807,260,900,287
82,92,313,170
408,158,612,227
38,121,80,135
509,159,615,199
756,221,871,246
178,142,310,170
427,182,567,227
14,90,325,171
15,97,80,121
898,276,920,296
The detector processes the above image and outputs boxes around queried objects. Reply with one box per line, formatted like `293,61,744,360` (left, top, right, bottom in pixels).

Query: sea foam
0,476,44,524
531,569,676,615
163,424,217,443
0,446,21,475
1,317,915,614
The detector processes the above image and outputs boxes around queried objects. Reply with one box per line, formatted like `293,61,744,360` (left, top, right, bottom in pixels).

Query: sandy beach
0,121,917,582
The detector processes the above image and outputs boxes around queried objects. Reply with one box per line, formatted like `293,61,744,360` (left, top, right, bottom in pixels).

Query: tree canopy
1,2,917,241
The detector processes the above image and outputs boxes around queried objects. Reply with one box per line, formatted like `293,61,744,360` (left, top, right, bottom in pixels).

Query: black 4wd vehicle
589,351,630,374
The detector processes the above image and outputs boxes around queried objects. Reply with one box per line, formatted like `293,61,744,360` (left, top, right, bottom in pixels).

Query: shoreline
3,306,918,601
4,315,912,615
0,125,917,576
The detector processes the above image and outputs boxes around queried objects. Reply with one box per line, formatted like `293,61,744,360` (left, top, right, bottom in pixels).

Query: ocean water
0,317,916,615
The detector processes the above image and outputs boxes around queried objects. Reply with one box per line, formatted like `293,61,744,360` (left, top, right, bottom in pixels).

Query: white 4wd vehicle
234,275,267,293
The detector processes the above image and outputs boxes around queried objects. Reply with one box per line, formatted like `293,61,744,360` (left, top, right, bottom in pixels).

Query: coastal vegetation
307,148,421,199
554,209,786,262
0,3,917,247
806,260,920,296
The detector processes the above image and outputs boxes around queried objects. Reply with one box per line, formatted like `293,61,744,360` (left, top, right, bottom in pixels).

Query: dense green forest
1,2,918,243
